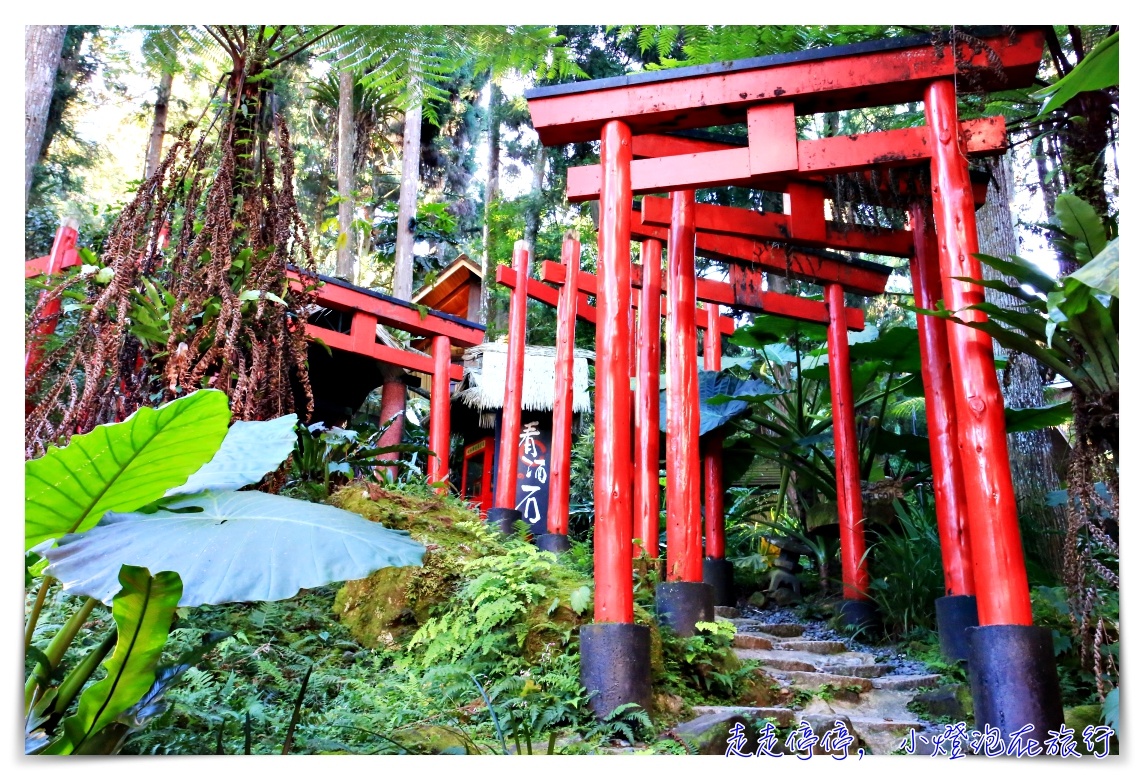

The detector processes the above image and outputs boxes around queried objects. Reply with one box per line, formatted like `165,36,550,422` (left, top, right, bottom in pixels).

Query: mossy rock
391,725,474,755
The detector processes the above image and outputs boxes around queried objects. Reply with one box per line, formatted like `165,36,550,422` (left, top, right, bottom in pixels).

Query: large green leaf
1069,237,1119,298
166,414,298,496
972,253,1058,294
43,490,426,607
663,370,781,436
1004,402,1073,434
25,390,230,550
1034,31,1118,116
43,565,182,755
1055,193,1107,263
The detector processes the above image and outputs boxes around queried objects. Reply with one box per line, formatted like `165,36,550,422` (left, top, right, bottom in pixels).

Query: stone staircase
670,609,946,756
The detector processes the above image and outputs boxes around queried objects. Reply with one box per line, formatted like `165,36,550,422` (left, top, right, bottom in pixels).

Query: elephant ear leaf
43,565,182,755
661,370,780,436
25,390,231,550
166,413,299,496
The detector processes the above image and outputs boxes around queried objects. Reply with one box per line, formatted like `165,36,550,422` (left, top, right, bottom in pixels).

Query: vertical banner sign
514,413,553,534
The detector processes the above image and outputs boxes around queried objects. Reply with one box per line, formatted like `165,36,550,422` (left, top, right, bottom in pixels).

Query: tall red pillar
489,241,531,534
909,202,979,661
633,239,663,560
542,235,580,552
428,335,452,492
25,220,79,389
701,305,733,605
925,78,1061,740
579,119,650,719
657,189,714,636
826,283,870,608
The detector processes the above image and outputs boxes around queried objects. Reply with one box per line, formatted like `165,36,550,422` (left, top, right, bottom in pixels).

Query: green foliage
42,566,183,754
866,500,946,639
1034,31,1119,116
662,369,781,435
25,389,230,549
657,621,756,703
286,420,428,501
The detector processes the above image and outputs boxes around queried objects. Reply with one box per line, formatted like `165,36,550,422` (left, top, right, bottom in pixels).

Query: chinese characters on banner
513,415,552,535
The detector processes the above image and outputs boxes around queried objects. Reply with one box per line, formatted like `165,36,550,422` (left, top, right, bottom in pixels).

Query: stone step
781,670,874,693
754,623,804,638
775,639,848,654
724,618,764,632
692,705,796,728
713,606,741,619
735,651,817,672
732,633,774,650
846,717,927,756
820,663,896,679
871,674,944,691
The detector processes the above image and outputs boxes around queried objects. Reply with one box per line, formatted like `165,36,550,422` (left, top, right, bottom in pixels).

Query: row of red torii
484,28,1064,741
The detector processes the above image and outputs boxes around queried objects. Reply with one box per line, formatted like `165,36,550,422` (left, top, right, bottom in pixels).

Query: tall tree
144,69,174,180
478,79,502,322
393,55,422,302
336,68,356,280
25,25,68,207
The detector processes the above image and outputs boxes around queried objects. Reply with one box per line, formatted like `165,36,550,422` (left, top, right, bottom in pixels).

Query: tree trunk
522,144,547,263
25,25,67,207
336,69,356,281
478,79,501,325
393,61,422,302
144,69,174,180
977,153,1067,578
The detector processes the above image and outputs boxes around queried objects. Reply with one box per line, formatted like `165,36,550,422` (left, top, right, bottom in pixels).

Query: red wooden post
826,282,870,603
909,202,979,662
429,335,452,492
924,81,1030,628
25,220,79,380
634,239,662,559
701,306,725,560
579,119,650,720
493,240,531,512
592,121,635,623
908,204,975,597
925,77,1061,742
544,235,581,549
665,190,702,585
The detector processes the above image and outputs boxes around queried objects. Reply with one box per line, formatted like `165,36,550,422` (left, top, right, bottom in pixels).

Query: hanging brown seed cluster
25,112,319,458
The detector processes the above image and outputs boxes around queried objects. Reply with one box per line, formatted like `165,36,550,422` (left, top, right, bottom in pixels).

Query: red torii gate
524,27,1063,739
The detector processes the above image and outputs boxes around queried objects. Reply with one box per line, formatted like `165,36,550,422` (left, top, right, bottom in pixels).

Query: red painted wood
567,117,1007,201
925,80,1031,626
631,219,891,295
548,236,581,536
287,270,485,348
631,134,990,206
494,241,532,510
665,190,703,583
429,334,452,491
527,30,1043,144
826,282,869,600
788,182,828,244
377,375,407,482
908,203,975,597
747,103,798,176
634,239,663,559
702,307,726,560
640,196,914,258
25,223,79,382
540,258,865,330
594,121,636,623
303,324,462,379
497,265,597,324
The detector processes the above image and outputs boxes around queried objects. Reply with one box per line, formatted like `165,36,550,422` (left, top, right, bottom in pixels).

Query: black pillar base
486,508,521,535
655,581,715,637
702,557,736,607
579,622,651,719
966,624,1065,743
935,594,979,663
536,533,570,553
837,599,879,636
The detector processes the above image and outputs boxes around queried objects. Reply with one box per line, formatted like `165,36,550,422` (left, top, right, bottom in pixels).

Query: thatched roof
456,342,593,427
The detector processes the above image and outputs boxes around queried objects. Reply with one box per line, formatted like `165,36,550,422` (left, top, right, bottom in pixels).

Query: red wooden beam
925,79,1031,627
429,335,452,491
631,218,892,295
287,270,485,348
304,323,462,380
525,29,1043,145
540,259,866,331
567,117,1006,201
496,265,598,324
640,195,914,258
630,133,990,206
